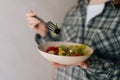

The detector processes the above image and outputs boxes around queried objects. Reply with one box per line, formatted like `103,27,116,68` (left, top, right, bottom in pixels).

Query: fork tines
46,21,55,31
33,15,60,34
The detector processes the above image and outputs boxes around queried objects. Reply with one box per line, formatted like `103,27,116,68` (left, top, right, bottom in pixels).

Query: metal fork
34,16,60,34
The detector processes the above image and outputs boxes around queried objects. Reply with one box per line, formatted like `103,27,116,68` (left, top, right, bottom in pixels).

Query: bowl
37,41,93,65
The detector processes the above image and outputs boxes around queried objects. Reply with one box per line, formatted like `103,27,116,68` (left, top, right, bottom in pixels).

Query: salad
45,44,89,56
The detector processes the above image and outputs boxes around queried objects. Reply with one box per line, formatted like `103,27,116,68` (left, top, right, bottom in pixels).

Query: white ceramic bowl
37,42,93,65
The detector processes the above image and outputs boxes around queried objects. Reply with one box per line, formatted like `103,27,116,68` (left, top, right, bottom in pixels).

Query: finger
27,17,40,22
26,13,36,17
26,9,36,17
28,21,40,29
27,17,41,26
51,62,68,68
29,9,33,13
51,62,59,68
28,20,39,29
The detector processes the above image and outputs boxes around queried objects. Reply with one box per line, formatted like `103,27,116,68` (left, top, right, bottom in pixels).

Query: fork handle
33,15,46,24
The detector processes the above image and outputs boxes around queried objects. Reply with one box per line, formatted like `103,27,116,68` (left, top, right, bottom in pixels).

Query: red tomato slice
46,46,58,55
53,47,58,55
71,54,81,56
46,46,55,52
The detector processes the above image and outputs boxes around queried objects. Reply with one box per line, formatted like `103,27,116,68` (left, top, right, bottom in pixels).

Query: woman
27,0,120,80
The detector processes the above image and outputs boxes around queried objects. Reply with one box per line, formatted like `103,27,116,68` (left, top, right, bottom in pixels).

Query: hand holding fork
26,10,60,37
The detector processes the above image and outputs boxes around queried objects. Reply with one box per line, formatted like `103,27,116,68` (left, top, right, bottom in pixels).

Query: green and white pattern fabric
35,0,120,80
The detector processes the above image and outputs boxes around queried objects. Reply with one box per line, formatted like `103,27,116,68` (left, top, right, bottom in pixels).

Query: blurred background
0,0,77,80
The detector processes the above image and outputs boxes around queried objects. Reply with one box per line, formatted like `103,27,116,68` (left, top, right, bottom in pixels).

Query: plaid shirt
36,0,120,80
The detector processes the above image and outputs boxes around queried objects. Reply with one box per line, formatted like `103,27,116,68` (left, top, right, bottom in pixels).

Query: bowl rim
37,48,93,58
37,41,94,57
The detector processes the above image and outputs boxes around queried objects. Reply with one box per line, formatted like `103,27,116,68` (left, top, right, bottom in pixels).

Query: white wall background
0,0,77,80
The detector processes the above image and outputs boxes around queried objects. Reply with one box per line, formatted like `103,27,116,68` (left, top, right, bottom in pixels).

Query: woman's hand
26,9,47,37
51,61,88,69
51,61,88,77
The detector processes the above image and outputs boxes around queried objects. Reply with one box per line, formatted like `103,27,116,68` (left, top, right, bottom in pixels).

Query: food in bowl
46,44,89,56
37,42,93,65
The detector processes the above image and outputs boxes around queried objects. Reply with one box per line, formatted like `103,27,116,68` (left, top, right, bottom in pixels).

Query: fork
34,16,60,34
